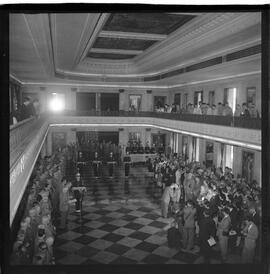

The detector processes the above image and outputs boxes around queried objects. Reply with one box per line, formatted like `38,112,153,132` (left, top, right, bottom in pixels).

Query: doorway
154,96,166,110
194,91,203,105
100,93,119,112
174,93,181,111
183,93,188,111
242,151,254,183
152,133,166,152
76,92,96,111
224,88,237,113
208,91,215,106
205,142,214,167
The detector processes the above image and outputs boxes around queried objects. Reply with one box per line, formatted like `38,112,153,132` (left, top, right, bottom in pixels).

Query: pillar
119,89,125,111
46,131,52,156
40,142,46,158
96,93,101,111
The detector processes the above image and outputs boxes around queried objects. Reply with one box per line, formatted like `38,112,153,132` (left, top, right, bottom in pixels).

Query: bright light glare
49,98,64,112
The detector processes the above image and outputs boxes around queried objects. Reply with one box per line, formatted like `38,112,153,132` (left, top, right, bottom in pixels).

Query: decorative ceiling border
16,70,261,90
53,44,261,83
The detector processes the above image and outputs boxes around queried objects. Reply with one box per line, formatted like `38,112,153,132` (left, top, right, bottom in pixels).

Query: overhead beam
99,30,167,41
89,48,143,55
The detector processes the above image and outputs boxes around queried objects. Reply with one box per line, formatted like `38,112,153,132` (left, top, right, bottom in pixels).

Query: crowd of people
147,153,261,263
125,140,165,154
10,139,262,264
10,97,41,125
10,145,77,265
155,101,260,118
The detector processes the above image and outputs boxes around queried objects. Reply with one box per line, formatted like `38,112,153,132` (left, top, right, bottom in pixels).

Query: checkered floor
54,199,201,264
54,163,245,264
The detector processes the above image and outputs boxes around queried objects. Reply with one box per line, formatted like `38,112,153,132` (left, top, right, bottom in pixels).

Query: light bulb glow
49,98,64,112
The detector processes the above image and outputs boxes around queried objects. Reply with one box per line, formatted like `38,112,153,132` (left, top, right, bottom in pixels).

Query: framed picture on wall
247,87,256,104
182,135,188,161
205,142,214,167
154,96,166,111
52,132,66,151
129,95,141,112
242,151,254,184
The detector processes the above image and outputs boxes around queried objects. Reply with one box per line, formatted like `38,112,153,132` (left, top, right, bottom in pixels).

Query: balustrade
60,110,261,130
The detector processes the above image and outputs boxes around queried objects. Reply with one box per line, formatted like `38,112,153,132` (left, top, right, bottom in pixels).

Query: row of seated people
155,101,260,118
149,154,261,263
126,141,165,154
10,146,76,265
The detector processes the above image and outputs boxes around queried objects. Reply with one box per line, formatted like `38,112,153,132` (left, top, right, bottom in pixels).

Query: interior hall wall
21,86,77,112
169,75,261,112
22,85,169,112
233,147,261,186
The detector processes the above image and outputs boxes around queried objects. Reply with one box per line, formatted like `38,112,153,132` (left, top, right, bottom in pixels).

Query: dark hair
61,177,67,182
186,200,194,206
223,207,230,215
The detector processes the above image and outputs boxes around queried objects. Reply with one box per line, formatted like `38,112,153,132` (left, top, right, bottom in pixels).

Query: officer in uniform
72,173,84,213
123,151,131,177
108,152,116,178
92,151,101,178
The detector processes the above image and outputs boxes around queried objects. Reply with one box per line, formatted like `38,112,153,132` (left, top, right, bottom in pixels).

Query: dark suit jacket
199,216,216,253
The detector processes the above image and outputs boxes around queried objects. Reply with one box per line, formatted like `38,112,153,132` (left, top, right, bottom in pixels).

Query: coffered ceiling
9,12,261,87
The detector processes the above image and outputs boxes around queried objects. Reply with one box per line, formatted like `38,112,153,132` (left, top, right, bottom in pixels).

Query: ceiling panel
87,52,137,60
9,14,50,81
103,13,196,35
93,37,157,51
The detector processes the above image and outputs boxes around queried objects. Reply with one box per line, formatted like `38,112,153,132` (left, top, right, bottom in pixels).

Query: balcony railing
10,115,48,168
60,110,261,130
10,117,36,152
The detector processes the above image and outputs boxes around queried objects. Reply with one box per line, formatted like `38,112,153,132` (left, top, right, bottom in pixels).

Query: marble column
46,131,52,156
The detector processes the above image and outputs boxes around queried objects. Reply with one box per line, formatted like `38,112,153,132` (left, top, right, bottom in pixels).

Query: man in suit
199,209,217,264
123,152,131,177
20,97,36,121
217,207,231,263
241,215,259,263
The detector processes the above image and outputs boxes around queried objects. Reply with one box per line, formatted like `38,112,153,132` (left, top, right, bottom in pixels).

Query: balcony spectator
206,104,213,115
33,99,41,118
201,103,208,115
193,103,202,115
234,104,241,117
212,104,218,115
181,104,187,114
171,103,177,113
217,102,224,116
187,103,194,114
249,103,260,118
222,102,233,116
240,103,251,118
167,104,172,113
10,101,20,125
20,97,36,121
